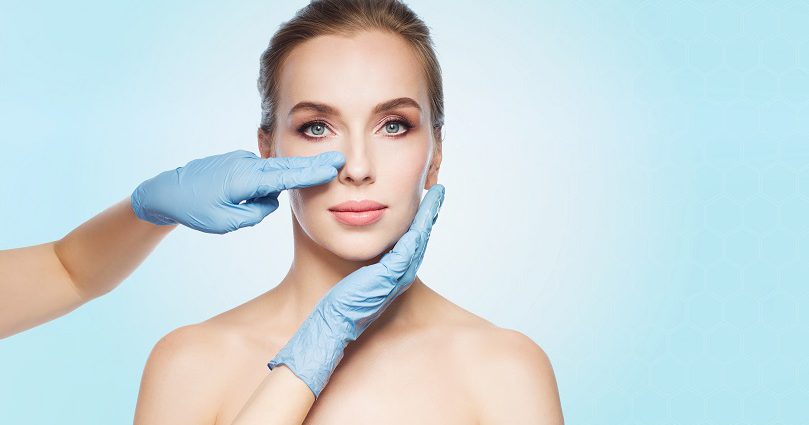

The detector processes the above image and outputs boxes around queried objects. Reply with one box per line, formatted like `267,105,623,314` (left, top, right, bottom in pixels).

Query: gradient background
1,0,807,423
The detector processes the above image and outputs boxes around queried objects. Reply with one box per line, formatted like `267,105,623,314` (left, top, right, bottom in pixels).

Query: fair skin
0,199,176,339
134,30,563,424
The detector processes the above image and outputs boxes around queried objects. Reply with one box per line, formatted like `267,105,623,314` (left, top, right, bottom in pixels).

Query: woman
134,1,563,423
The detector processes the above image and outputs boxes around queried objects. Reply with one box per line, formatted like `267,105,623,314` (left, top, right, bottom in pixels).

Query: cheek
274,136,314,157
287,179,330,230
380,140,433,213
397,139,433,190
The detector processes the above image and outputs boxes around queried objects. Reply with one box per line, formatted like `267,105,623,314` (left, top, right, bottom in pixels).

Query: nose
337,139,375,186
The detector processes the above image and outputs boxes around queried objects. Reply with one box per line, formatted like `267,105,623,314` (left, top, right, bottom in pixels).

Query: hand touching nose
130,149,345,234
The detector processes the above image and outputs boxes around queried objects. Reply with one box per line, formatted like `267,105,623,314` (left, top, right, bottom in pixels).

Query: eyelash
296,117,413,142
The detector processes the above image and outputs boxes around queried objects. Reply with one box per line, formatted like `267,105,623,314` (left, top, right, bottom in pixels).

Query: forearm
54,197,176,298
231,365,315,425
230,295,349,423
0,197,176,338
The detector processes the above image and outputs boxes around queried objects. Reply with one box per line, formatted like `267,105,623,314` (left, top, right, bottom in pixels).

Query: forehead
277,30,428,115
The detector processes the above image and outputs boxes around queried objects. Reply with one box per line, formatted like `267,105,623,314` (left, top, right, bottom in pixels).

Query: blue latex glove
267,183,446,399
130,149,345,234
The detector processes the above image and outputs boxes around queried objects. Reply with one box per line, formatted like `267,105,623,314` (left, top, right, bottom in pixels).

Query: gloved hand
130,149,345,234
267,183,446,399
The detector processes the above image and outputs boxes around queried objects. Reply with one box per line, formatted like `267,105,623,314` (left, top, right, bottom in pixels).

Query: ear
257,128,274,159
424,136,443,190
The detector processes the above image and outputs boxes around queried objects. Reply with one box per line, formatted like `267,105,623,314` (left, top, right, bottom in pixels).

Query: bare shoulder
134,321,246,425
447,322,564,425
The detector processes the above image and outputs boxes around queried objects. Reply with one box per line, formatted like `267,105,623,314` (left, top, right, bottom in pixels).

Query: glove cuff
267,310,350,399
130,182,178,226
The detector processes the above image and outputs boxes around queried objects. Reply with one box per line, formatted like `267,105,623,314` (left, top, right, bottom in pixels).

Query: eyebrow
287,97,422,117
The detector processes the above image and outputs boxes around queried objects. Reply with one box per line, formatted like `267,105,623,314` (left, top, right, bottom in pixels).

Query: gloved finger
231,152,343,201
324,229,420,315
408,184,445,236
249,166,339,198
228,149,261,160
229,196,281,229
377,229,422,282
266,151,346,171
400,184,445,284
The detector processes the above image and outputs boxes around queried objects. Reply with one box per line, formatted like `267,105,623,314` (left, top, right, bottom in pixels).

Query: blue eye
297,121,330,139
296,117,414,142
384,121,403,134
308,123,326,135
385,119,413,137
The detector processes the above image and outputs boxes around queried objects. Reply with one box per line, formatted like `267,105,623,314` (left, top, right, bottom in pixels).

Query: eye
383,121,404,134
296,117,413,142
297,121,333,141
380,118,413,137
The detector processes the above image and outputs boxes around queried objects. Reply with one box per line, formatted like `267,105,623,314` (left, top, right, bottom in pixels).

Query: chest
215,337,477,425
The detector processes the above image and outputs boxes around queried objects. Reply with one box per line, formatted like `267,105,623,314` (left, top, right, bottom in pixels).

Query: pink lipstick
329,200,387,226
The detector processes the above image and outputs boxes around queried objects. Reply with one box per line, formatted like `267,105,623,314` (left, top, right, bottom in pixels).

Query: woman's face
259,30,442,261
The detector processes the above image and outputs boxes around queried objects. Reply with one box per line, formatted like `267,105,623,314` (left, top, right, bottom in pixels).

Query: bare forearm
54,197,175,298
0,197,175,338
231,365,315,425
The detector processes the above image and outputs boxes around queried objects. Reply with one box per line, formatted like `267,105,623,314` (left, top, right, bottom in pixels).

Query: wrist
130,184,178,226
267,310,350,398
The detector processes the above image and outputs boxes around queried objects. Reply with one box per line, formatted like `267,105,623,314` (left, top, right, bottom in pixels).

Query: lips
329,200,387,212
329,200,388,226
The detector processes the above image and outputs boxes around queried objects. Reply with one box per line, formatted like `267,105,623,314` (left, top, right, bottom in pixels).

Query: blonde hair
257,0,444,151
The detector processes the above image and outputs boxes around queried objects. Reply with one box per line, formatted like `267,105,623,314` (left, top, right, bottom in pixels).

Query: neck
273,211,424,329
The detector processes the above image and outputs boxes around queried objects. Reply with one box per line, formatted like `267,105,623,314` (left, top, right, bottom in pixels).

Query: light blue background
1,0,807,423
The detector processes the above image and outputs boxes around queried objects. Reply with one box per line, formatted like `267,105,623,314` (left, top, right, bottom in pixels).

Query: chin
320,230,398,262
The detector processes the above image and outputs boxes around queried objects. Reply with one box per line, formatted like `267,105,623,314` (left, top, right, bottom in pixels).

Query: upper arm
469,329,564,425
134,325,224,425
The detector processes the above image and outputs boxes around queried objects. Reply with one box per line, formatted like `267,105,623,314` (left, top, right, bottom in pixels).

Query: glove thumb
230,196,281,229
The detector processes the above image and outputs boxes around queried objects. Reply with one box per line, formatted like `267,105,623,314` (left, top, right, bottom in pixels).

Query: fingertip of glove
433,182,445,194
433,184,445,205
432,185,445,223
